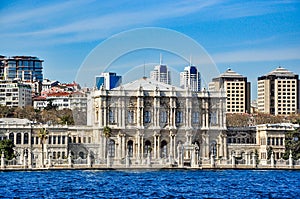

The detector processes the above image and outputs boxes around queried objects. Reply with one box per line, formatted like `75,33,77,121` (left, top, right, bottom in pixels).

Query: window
160,111,167,123
16,133,21,144
192,112,199,124
24,133,28,144
176,111,183,123
109,110,115,124
9,133,14,143
108,140,115,157
144,140,151,157
161,140,168,158
127,140,133,157
128,111,134,124
144,111,151,123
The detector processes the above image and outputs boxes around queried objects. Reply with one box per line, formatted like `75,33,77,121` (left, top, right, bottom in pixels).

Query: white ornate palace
0,77,299,169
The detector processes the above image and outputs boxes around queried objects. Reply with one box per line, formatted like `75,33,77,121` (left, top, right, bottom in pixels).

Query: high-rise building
0,56,43,82
209,69,251,113
95,72,122,90
257,67,299,115
180,66,201,91
150,64,171,85
0,80,32,107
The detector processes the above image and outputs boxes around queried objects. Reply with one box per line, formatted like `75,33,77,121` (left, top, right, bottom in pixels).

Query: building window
192,112,199,124
210,112,217,125
160,111,168,123
108,140,115,157
127,140,133,157
128,111,134,124
176,111,183,123
24,133,29,144
109,110,115,124
144,111,151,123
144,140,151,157
161,140,168,158
16,133,21,144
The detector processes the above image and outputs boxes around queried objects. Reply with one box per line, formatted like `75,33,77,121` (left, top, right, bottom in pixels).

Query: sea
0,169,299,198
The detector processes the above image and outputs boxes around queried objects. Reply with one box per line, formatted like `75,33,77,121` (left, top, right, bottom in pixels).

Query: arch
108,139,115,157
24,133,29,144
16,133,21,144
9,133,14,142
79,151,85,159
161,140,168,158
127,140,133,157
144,140,151,157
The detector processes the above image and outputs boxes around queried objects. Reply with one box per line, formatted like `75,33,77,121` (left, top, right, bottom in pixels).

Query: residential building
95,72,122,90
209,69,251,113
150,64,171,84
180,66,201,91
0,56,43,82
0,80,32,107
257,67,299,115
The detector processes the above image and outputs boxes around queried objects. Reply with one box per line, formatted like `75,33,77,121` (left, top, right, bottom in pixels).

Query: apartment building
209,69,251,113
257,67,299,115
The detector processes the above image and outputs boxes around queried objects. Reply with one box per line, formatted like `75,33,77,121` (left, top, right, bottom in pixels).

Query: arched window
9,133,14,142
53,151,56,159
144,140,151,157
24,133,29,144
108,140,115,157
79,151,85,159
127,140,133,157
16,133,22,144
161,140,168,158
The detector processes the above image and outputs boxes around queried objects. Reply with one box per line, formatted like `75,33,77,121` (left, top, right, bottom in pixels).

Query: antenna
189,55,192,66
160,53,163,65
143,61,146,78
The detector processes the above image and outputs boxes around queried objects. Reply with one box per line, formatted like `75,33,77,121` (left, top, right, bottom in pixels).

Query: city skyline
1,0,300,99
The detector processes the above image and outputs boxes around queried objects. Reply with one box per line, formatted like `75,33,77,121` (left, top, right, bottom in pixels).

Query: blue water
0,170,299,198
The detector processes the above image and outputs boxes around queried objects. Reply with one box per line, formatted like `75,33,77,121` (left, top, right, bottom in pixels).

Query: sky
1,0,300,99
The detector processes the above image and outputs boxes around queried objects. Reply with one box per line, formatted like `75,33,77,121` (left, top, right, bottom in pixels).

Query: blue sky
1,0,300,99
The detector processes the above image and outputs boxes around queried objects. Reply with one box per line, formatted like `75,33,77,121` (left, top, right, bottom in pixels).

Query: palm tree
103,126,111,160
38,127,49,168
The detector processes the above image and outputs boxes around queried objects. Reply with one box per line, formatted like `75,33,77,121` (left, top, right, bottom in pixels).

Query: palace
0,77,299,169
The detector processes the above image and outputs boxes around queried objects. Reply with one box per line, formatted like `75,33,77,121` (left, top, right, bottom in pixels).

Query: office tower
257,67,299,115
209,68,251,113
0,56,43,82
180,66,201,91
95,72,122,90
150,64,171,85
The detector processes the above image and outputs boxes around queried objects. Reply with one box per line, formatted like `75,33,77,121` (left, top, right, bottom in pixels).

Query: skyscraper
180,66,201,91
0,56,43,82
150,56,171,84
95,72,122,90
209,68,251,113
257,67,299,115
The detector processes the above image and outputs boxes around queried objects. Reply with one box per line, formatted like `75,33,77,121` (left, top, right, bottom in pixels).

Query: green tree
283,129,300,159
38,128,49,167
0,139,15,160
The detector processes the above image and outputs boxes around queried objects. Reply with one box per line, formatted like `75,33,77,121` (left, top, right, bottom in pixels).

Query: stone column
141,135,144,160
153,135,157,159
289,150,293,168
1,151,5,169
252,153,256,168
28,148,32,168
68,151,72,168
87,150,92,168
157,135,161,159
173,135,176,158
271,152,275,168
122,135,126,159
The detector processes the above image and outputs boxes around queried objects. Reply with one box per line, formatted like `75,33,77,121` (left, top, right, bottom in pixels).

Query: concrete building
0,56,43,82
0,80,32,107
95,72,122,90
257,67,299,115
150,64,171,85
209,69,251,113
180,66,201,92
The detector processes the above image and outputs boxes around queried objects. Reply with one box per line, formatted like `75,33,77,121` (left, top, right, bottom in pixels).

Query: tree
0,139,15,160
283,129,300,159
38,128,49,167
